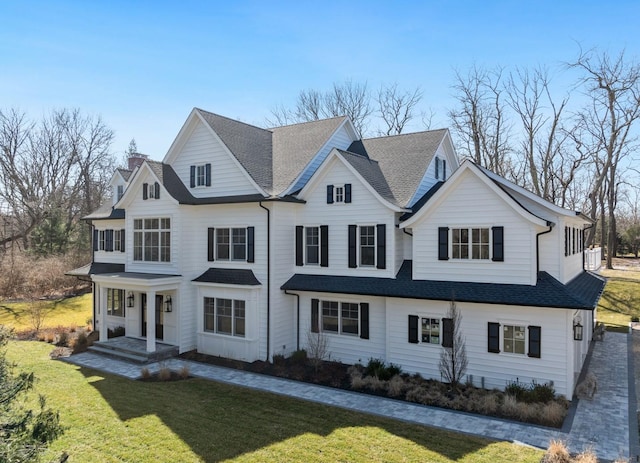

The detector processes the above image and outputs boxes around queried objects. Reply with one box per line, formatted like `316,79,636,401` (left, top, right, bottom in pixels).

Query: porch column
98,284,108,342
146,289,156,353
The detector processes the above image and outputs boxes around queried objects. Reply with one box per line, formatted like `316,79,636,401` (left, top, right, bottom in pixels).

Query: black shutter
207,228,215,262
492,226,504,262
408,315,419,343
326,185,334,204
320,225,329,267
376,224,386,269
93,229,98,251
295,226,304,266
142,183,148,200
435,157,439,179
154,182,160,199
442,317,453,348
348,225,357,268
205,163,211,186
190,166,196,188
120,229,125,252
443,159,447,180
488,322,500,353
345,183,352,203
438,227,449,260
360,303,369,339
564,226,568,256
106,229,114,252
528,326,541,358
311,299,319,333
247,226,255,263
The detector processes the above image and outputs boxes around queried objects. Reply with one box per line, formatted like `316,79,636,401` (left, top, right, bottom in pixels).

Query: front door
141,294,164,340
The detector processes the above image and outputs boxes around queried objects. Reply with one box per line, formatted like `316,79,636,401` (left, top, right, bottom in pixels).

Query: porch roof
192,268,261,286
66,262,125,276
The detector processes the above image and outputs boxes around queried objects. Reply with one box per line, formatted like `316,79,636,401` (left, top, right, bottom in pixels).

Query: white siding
407,144,448,207
411,170,538,285
296,158,398,278
171,120,259,197
93,219,126,264
385,299,573,396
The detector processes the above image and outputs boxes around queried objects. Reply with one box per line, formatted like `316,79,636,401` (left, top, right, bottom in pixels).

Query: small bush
272,353,286,366
387,375,407,397
477,394,499,415
505,381,528,401
140,367,151,379
157,367,172,381
501,394,519,418
56,330,69,347
178,365,190,379
632,316,639,323
289,349,307,364
364,358,402,381
540,401,567,427
107,326,125,339
72,332,89,353
530,382,555,403
542,440,571,463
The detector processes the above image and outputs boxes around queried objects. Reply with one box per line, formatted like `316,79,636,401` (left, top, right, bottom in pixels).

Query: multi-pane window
196,164,207,186
133,218,171,262
203,297,245,337
335,186,344,203
452,227,490,260
117,184,124,201
322,300,359,335
114,230,122,251
99,230,106,251
503,324,526,354
216,229,230,260
360,226,375,266
421,318,440,344
305,227,319,264
215,228,246,261
107,289,125,317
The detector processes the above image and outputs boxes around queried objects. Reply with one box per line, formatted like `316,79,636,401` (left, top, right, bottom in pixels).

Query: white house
71,108,605,397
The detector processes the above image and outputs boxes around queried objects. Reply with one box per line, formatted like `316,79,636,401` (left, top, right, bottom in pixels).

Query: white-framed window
99,230,106,251
359,226,376,266
196,164,207,187
452,227,489,260
114,230,122,252
203,297,245,337
133,218,171,262
335,185,344,203
107,288,125,317
321,300,359,336
305,226,319,265
215,228,247,261
503,324,526,354
421,317,440,344
117,184,124,201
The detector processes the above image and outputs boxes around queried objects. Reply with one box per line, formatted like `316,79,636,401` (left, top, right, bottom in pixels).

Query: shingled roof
282,260,606,310
193,268,261,286
337,149,398,205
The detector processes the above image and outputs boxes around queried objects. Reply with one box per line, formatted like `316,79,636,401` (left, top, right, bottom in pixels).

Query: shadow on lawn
80,366,493,462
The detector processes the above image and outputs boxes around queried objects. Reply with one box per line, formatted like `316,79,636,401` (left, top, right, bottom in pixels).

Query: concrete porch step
89,337,179,363
88,345,150,364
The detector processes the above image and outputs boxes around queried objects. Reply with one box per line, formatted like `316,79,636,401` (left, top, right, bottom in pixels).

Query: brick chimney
128,153,149,171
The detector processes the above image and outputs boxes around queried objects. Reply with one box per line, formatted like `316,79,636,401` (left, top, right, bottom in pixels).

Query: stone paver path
63,332,633,461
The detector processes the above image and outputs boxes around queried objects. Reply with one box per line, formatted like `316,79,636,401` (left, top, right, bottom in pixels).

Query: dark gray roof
281,261,606,310
83,202,125,220
337,150,398,205
117,168,133,181
348,129,447,207
97,272,181,280
196,109,273,193
193,268,262,286
271,116,348,194
399,181,445,221
66,263,125,276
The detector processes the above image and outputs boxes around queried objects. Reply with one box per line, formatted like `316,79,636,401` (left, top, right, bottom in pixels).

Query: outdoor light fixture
165,296,173,312
126,292,134,308
573,315,583,341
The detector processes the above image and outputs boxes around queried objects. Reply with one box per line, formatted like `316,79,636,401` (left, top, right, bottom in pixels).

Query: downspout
536,222,554,274
284,290,300,350
582,222,595,270
259,202,271,361
91,221,97,332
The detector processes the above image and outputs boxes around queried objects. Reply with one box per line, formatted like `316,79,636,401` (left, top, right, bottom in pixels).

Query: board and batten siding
411,171,538,285
295,158,398,278
170,119,260,198
287,124,355,194
385,298,573,396
298,293,386,365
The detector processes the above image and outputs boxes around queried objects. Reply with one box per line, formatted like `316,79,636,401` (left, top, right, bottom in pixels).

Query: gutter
536,222,554,274
259,202,271,361
284,290,300,351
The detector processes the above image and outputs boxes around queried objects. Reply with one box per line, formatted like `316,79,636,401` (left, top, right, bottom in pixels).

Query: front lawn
0,293,92,331
598,265,640,332
9,341,542,463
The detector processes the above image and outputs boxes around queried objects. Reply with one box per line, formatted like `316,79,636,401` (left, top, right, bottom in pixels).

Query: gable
116,162,178,210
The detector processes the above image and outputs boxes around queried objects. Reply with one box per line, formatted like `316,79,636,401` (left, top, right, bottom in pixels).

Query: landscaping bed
180,350,569,428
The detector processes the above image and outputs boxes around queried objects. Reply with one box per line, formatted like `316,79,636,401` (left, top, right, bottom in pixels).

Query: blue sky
1,1,639,159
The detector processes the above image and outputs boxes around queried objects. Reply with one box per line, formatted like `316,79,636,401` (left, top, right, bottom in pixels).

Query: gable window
335,186,344,203
133,218,171,262
452,227,489,260
327,184,352,204
203,297,245,337
107,288,125,317
311,299,369,339
117,184,124,201
190,163,212,188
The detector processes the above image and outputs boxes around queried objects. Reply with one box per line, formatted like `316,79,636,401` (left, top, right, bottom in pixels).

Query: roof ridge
362,127,447,141
336,148,374,161
270,115,347,130
195,107,273,134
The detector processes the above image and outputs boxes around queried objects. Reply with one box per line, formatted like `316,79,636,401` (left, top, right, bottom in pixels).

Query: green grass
598,267,640,332
8,341,543,463
0,293,92,331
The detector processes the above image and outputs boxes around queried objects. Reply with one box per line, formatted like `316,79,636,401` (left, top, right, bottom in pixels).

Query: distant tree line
269,47,640,269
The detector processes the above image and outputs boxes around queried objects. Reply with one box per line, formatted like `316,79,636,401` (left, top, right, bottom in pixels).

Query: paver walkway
63,332,634,461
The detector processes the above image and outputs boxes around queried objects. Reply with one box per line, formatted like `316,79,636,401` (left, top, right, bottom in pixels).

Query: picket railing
584,247,602,271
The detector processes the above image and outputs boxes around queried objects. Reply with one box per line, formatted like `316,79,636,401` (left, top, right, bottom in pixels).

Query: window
452,227,490,260
190,163,211,188
335,186,344,203
348,224,385,269
203,297,245,337
117,184,124,201
196,165,206,186
99,230,106,251
503,324,526,354
305,227,319,264
215,228,246,261
327,184,352,204
107,289,125,317
114,230,122,251
360,226,376,266
321,300,359,335
421,318,440,344
133,218,171,262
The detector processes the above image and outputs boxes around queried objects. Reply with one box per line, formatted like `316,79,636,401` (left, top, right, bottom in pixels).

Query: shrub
542,440,571,463
364,358,402,381
387,375,407,397
632,316,639,323
477,394,499,415
140,367,151,379
107,326,125,339
56,331,69,347
289,349,307,364
72,332,89,353
505,380,528,401
501,394,519,418
540,401,567,427
529,382,556,403
178,365,190,379
272,353,286,366
157,367,172,381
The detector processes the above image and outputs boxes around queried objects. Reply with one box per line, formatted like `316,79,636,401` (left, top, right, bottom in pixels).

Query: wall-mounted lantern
573,315,583,341
165,296,173,313
127,292,135,308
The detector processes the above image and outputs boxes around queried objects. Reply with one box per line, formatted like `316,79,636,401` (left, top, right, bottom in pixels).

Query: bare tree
376,83,423,135
438,299,468,388
306,330,329,374
569,48,640,268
